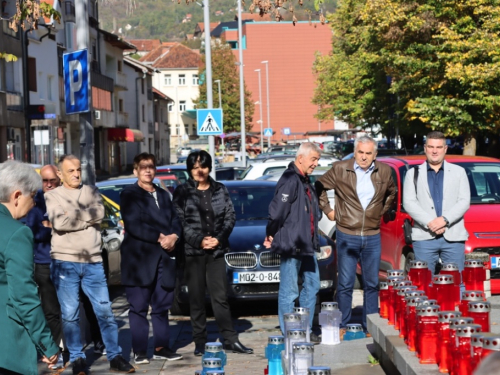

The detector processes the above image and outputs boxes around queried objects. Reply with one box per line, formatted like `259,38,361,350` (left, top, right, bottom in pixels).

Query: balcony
2,20,20,39
114,71,127,90
117,112,129,127
6,92,23,111
94,110,115,128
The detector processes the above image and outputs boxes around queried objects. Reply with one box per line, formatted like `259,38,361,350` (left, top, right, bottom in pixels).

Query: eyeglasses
42,179,59,184
138,164,155,171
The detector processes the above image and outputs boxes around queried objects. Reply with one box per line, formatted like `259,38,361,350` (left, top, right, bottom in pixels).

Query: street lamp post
261,61,271,147
214,79,222,109
255,69,264,152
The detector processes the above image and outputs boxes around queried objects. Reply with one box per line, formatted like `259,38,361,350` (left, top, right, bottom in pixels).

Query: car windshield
400,162,500,206
156,169,190,184
227,185,275,220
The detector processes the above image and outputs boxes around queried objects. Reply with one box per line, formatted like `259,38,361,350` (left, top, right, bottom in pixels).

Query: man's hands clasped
427,216,448,235
158,233,178,252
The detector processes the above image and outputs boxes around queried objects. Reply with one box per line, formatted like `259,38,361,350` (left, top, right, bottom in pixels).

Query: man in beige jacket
46,155,134,375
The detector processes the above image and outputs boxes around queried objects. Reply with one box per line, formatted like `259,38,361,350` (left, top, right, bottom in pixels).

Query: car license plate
491,257,500,269
233,271,280,284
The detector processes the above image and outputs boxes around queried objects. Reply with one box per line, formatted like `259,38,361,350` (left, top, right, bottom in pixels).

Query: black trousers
34,263,63,345
185,254,238,346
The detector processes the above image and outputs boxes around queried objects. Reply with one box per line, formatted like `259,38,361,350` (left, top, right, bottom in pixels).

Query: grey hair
354,135,378,152
0,161,42,202
296,142,322,158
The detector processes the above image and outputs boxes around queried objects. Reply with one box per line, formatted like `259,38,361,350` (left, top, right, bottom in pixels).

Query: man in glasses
26,165,65,370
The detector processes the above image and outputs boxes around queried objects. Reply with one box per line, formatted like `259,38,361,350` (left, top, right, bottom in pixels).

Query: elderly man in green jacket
0,161,59,375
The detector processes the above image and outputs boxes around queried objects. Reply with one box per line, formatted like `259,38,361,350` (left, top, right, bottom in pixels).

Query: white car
241,158,338,181
255,167,336,239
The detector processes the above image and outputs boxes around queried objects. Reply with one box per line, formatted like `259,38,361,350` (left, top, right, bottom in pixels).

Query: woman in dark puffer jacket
172,150,253,356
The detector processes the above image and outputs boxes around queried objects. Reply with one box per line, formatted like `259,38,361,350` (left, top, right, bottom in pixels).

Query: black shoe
310,332,321,344
194,343,205,356
72,357,89,375
94,340,107,355
153,347,183,361
134,352,149,364
109,355,135,373
224,340,253,354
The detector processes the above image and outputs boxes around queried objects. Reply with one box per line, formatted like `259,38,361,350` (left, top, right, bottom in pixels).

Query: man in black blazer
120,153,182,364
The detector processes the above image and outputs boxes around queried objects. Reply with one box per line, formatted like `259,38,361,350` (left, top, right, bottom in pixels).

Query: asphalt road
37,288,385,375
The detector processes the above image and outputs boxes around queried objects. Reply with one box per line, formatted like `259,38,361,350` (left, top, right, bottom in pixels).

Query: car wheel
402,249,415,276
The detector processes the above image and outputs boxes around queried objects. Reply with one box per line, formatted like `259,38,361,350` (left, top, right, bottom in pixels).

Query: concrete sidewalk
38,289,385,375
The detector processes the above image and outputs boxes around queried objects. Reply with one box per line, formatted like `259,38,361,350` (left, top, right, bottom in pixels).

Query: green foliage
313,0,500,140
368,355,379,365
194,41,254,133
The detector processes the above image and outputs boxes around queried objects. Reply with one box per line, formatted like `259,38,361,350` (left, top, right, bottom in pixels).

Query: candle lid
206,371,225,375
433,274,454,284
465,259,484,268
409,260,428,269
449,317,475,328
441,263,459,271
294,307,311,315
397,286,417,296
438,311,462,323
321,302,339,311
387,269,405,277
202,358,222,368
471,333,485,347
287,329,306,338
417,299,438,307
462,290,485,301
205,342,223,352
417,305,440,316
380,281,389,290
387,276,405,286
456,324,482,338
346,324,363,333
195,370,202,375
468,301,491,313
406,296,429,306
284,313,302,323
482,334,500,351
394,280,413,288
404,290,426,299
308,367,331,375
292,342,315,353
267,336,285,345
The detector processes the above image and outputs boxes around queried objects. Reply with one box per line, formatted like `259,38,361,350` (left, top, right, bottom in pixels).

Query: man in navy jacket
264,143,322,338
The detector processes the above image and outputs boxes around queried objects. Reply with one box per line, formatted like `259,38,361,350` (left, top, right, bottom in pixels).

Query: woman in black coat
120,153,183,364
172,150,253,356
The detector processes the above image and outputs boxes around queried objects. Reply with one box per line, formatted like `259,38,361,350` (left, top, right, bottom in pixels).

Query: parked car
241,158,338,180
100,196,124,285
171,180,337,315
96,177,168,207
215,166,247,180
376,155,500,294
157,165,190,185
157,174,180,194
176,147,193,157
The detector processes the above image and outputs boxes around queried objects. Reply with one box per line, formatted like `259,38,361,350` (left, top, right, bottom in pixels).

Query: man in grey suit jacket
403,131,470,276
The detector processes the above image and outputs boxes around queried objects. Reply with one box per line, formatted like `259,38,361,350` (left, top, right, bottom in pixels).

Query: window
164,74,172,86
47,76,53,101
141,79,144,94
142,104,145,122
192,74,199,85
184,124,189,135
117,60,122,72
28,58,37,92
38,72,44,99
192,124,197,134
118,99,123,112
179,74,186,85
168,102,173,112
179,100,186,111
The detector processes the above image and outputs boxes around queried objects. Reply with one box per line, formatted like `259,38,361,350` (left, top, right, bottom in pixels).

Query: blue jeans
336,230,381,330
278,255,320,334
51,260,122,363
413,237,465,286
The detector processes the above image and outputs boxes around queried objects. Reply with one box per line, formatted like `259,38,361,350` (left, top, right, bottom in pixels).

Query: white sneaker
48,353,64,370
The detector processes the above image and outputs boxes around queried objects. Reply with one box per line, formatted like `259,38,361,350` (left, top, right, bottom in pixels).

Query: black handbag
403,166,419,245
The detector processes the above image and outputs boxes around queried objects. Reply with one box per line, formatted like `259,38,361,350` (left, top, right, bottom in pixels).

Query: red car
372,155,500,294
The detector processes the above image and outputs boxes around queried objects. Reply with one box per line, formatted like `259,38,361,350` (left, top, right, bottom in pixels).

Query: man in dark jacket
264,142,322,337
316,135,396,336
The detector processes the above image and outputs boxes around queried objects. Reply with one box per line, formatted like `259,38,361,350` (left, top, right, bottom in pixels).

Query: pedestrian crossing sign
197,109,223,135
264,128,273,137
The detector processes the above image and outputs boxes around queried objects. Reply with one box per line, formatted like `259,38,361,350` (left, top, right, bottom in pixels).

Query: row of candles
380,259,495,374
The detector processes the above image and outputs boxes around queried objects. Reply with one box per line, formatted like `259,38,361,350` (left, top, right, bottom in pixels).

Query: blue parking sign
63,49,89,115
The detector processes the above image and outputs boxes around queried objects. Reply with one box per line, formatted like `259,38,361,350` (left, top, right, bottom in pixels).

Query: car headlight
316,245,333,260
106,239,121,252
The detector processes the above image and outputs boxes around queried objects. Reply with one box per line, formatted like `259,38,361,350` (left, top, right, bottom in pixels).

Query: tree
194,40,255,134
313,0,500,154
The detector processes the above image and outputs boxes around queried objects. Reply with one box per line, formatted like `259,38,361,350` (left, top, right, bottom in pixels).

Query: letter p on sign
63,49,89,115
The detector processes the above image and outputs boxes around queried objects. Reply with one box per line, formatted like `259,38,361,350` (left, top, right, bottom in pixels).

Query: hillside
97,0,337,41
